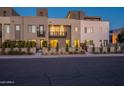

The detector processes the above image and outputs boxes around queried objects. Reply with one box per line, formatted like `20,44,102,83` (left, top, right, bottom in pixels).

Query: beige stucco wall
10,16,48,48
0,17,11,42
80,20,109,46
23,16,48,47
0,16,109,48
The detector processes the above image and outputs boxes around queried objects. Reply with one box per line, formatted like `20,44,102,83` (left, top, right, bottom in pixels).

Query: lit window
60,25,64,32
75,27,78,32
15,25,20,31
50,26,55,32
4,24,10,33
49,25,66,36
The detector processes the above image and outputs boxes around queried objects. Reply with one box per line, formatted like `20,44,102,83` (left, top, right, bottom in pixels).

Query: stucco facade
0,8,109,48
80,20,109,47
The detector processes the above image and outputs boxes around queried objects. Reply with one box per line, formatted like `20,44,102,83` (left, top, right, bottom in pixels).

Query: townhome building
0,7,109,49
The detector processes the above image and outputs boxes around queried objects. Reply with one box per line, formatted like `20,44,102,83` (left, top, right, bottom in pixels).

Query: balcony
37,31,45,37
49,32,67,38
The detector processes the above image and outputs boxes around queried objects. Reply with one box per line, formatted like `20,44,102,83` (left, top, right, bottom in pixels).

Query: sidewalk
0,53,124,59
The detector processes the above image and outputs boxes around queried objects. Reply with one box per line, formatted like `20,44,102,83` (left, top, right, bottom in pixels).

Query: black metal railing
37,31,45,37
49,32,67,38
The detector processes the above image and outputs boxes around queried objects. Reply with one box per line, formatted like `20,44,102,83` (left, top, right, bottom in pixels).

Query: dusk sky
14,7,124,30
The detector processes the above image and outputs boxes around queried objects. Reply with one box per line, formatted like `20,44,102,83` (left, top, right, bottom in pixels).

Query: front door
40,39,44,49
74,40,79,48
50,40,58,48
40,39,47,49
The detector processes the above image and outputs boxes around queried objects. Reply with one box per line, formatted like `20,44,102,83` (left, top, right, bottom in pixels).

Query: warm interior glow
49,25,65,36
66,40,70,46
112,33,117,44
50,40,58,48
60,25,64,32
74,40,80,47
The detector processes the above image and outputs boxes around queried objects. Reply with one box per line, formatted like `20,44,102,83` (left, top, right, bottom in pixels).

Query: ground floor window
84,40,94,45
50,40,58,48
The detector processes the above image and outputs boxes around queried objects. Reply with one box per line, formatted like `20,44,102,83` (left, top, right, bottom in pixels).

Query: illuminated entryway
66,40,70,47
40,39,47,48
74,40,80,47
50,40,58,48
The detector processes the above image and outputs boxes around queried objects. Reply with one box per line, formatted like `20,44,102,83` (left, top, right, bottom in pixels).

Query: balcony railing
37,31,45,37
49,32,67,38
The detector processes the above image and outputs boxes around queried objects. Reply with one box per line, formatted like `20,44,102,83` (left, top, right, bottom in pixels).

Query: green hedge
2,40,36,48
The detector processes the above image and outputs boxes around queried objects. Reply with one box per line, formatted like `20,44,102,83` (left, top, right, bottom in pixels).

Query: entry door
74,40,79,47
50,40,58,48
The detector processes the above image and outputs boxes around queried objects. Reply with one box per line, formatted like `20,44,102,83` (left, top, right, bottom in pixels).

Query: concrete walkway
0,53,124,59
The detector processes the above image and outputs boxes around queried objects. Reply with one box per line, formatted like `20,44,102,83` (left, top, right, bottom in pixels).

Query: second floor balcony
37,30,45,37
49,31,67,38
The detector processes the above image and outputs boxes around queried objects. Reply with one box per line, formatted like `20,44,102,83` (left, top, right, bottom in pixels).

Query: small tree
2,42,6,54
18,41,22,54
42,41,47,48
56,42,59,51
75,43,78,51
92,43,95,53
8,41,15,55
66,44,69,52
26,41,31,54
48,43,51,51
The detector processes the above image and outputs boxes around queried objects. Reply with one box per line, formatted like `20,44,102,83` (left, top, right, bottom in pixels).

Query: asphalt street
0,56,124,86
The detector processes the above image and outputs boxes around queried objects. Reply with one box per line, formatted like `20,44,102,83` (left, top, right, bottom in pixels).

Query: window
39,25,44,35
3,11,6,16
84,40,93,45
84,27,87,33
28,25,36,33
75,27,78,32
15,25,20,31
49,25,66,37
4,24,10,33
104,40,108,46
84,27,93,33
